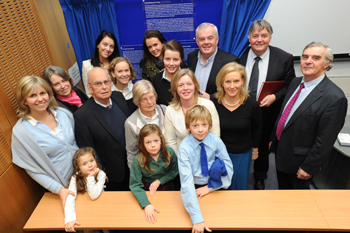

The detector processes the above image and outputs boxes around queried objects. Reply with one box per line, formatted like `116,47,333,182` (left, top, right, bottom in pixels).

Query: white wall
264,0,350,95
294,61,350,96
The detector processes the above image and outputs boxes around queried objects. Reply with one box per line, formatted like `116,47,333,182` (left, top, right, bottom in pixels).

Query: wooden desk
24,190,350,231
311,190,350,231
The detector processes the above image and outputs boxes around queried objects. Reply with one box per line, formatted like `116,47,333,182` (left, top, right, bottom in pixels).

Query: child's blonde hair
72,147,102,194
137,124,171,172
185,105,213,131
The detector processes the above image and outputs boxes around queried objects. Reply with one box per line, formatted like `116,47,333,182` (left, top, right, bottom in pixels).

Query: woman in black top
43,66,88,113
211,62,262,190
151,39,187,105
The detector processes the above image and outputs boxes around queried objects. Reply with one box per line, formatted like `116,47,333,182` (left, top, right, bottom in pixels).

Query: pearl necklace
224,98,240,107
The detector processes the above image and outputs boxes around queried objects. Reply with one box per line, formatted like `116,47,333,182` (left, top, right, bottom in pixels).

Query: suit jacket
74,91,131,182
271,76,347,175
240,46,295,107
187,49,240,94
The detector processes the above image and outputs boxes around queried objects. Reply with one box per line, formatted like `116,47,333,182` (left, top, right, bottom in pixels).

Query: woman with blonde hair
212,62,262,190
12,75,78,208
164,68,220,153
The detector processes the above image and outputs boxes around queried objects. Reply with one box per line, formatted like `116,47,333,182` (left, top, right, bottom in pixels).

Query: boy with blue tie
177,105,233,233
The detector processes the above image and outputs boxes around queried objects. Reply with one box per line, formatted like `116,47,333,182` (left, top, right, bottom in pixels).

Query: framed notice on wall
143,0,196,41
114,0,223,79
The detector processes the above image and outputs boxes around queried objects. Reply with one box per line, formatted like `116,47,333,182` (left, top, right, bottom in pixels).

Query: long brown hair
137,124,170,172
71,147,102,194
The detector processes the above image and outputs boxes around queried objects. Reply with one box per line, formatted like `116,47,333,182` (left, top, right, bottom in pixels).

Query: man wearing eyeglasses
74,67,131,191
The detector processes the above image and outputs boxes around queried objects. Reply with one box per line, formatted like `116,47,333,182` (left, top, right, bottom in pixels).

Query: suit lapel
240,47,249,66
190,50,199,72
283,77,329,130
275,77,301,125
111,91,131,117
266,47,278,81
208,50,223,84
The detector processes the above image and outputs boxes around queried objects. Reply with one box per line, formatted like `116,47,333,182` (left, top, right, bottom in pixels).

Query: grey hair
248,19,273,38
43,66,74,88
302,41,334,71
132,80,157,106
196,23,218,38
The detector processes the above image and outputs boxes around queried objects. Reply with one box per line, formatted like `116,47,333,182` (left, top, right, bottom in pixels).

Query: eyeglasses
140,95,155,103
89,79,111,87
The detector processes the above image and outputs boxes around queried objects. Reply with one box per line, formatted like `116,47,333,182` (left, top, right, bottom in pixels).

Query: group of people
11,19,347,233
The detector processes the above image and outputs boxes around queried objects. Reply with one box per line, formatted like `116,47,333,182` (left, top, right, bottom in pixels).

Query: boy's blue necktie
200,143,208,176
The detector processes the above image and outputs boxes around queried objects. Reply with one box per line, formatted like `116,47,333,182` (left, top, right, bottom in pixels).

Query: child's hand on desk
149,179,161,195
192,222,212,233
196,185,210,199
65,220,80,232
144,204,160,223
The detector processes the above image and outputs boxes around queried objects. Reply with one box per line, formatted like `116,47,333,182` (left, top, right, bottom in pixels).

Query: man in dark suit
270,42,347,189
187,22,239,99
74,67,131,191
240,19,295,189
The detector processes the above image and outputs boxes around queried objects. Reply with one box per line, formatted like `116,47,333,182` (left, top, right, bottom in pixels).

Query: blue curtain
59,0,121,84
219,0,271,58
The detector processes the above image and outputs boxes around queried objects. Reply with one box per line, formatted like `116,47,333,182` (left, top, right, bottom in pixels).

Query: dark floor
247,153,278,190
247,153,316,190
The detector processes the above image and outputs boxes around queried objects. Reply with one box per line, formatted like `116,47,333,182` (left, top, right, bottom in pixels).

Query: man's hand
196,185,210,199
259,94,276,107
199,90,210,100
192,222,212,233
296,167,312,180
149,179,161,195
252,148,259,160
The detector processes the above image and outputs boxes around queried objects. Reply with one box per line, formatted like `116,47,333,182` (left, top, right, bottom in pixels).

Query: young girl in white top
64,147,106,232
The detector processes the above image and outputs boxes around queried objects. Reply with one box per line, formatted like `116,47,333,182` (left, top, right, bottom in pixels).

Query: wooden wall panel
0,165,44,233
33,0,77,72
0,102,13,176
0,0,53,126
0,0,57,232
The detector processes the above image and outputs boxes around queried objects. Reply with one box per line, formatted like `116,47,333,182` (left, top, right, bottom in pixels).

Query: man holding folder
240,19,295,189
